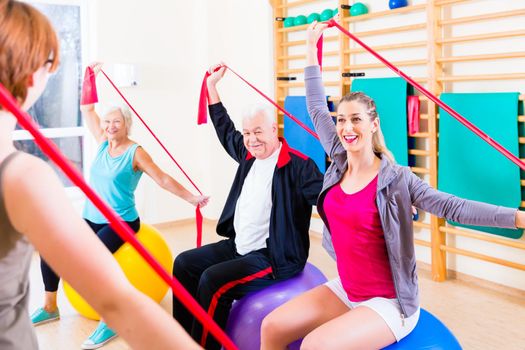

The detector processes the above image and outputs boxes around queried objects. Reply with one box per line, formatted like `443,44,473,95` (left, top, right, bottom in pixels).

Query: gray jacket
305,65,517,318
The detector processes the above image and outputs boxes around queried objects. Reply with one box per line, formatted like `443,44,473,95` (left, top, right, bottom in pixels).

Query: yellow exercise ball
64,223,173,320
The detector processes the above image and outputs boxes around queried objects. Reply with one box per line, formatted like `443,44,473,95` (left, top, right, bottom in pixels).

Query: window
14,0,86,187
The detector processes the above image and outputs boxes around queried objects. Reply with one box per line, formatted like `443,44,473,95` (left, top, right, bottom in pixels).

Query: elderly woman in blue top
31,62,209,349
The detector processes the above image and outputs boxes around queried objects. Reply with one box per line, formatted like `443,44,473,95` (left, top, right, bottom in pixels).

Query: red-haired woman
0,1,201,349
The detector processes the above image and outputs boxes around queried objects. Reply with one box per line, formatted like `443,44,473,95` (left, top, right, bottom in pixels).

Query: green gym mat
438,92,522,239
351,77,408,166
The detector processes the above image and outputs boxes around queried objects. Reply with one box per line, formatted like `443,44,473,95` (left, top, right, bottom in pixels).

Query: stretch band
198,64,320,141
101,69,204,248
326,18,525,170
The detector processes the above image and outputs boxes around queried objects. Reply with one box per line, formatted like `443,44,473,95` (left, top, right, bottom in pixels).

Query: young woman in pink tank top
261,19,525,350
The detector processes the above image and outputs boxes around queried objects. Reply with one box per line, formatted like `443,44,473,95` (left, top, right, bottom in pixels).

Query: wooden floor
30,220,525,350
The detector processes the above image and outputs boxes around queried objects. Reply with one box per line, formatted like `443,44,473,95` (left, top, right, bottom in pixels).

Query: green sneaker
81,321,118,349
30,307,60,326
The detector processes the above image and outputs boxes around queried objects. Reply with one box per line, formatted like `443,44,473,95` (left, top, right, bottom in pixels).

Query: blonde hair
0,0,59,107
338,92,395,163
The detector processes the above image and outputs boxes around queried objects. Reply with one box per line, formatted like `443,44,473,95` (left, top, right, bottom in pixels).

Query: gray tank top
0,152,39,350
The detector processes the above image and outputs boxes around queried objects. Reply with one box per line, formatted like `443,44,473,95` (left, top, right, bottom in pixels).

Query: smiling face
103,110,128,141
336,100,378,154
242,110,280,160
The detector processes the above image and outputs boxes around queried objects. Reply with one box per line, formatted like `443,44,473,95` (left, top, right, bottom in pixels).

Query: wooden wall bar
270,0,525,282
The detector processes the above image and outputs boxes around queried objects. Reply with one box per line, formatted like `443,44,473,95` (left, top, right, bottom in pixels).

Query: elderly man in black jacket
172,64,324,350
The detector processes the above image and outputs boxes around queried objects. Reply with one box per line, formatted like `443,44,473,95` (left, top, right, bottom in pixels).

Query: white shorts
325,278,420,342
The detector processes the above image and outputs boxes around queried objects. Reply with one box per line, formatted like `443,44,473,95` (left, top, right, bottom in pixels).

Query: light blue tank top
83,141,143,223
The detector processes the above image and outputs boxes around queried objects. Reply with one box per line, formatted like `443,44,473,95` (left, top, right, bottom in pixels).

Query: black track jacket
209,102,324,279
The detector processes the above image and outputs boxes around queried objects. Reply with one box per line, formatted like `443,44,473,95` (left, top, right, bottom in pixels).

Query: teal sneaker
30,307,60,326
81,321,118,349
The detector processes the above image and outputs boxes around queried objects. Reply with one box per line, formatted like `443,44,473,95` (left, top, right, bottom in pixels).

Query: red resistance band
100,70,204,248
317,34,324,70
80,66,98,105
326,19,525,171
0,84,237,350
407,95,420,135
197,65,320,141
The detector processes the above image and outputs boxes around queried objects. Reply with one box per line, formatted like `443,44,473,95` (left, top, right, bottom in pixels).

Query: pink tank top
324,175,396,301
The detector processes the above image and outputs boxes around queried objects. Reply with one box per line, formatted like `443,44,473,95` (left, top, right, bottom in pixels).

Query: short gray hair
103,105,133,133
241,105,275,126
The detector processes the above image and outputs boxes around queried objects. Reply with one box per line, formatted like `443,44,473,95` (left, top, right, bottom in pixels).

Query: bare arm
81,105,106,144
134,147,209,207
4,154,200,349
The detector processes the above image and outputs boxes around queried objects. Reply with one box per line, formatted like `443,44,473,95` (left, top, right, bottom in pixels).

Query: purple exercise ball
224,263,327,350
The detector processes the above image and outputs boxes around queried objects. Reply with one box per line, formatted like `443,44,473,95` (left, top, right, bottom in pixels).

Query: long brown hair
338,91,395,163
0,0,59,107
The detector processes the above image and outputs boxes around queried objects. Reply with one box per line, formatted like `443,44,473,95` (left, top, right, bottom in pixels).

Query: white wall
82,0,525,290
203,0,274,218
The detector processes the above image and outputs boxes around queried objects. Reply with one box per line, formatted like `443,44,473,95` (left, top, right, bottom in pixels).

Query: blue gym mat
284,96,330,173
438,92,522,239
